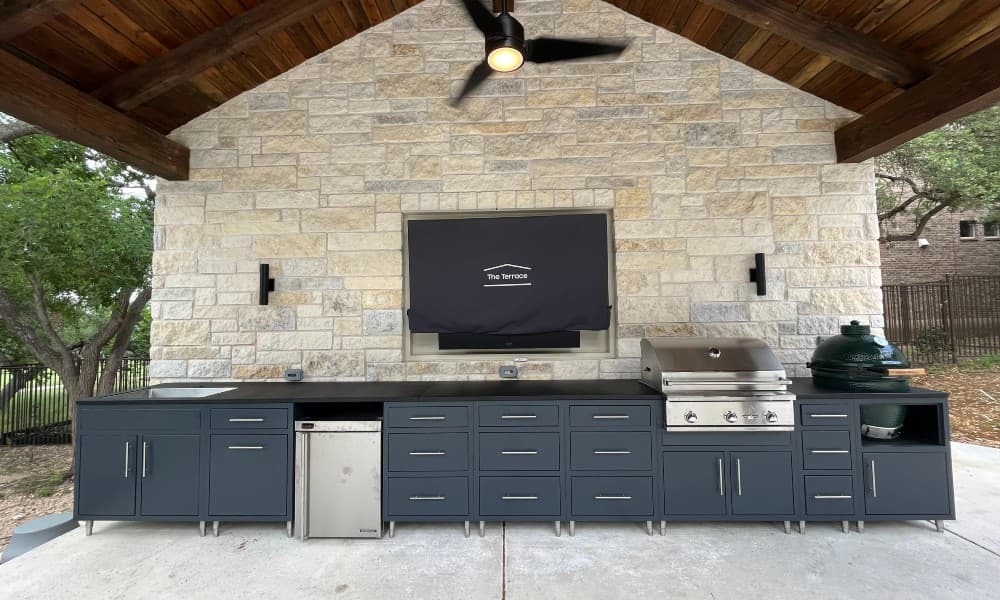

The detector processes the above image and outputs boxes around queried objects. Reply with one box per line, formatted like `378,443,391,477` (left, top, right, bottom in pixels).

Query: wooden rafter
697,0,939,88
0,0,79,41
92,0,338,111
0,49,189,179
836,37,1000,163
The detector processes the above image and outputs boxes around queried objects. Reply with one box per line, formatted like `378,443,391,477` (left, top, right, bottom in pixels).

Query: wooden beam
836,37,1000,163
92,0,338,111
0,49,189,179
697,0,938,88
0,0,79,41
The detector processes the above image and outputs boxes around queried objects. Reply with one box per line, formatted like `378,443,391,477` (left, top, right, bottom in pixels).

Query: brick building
880,208,1000,285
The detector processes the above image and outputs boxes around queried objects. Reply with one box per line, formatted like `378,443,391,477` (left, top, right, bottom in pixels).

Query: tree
0,116,153,435
876,105,1000,242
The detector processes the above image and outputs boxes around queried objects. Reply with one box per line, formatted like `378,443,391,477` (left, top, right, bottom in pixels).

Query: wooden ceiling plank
0,0,80,41
92,0,339,111
836,37,1000,163
0,48,188,179
697,0,939,88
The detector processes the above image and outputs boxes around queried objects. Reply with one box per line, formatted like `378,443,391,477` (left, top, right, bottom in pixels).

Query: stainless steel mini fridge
294,419,382,539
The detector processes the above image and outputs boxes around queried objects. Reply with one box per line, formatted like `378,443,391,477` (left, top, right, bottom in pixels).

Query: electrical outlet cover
499,365,518,379
284,368,304,382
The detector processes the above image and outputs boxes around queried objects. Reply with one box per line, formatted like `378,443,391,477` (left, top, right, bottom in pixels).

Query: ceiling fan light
487,45,524,72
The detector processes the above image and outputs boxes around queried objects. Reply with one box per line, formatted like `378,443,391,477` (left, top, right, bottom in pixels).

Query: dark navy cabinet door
730,451,794,516
209,434,288,517
77,434,137,517
663,452,727,516
863,452,950,516
139,435,201,517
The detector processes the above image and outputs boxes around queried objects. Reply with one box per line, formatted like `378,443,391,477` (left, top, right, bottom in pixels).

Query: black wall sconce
259,264,275,305
748,253,767,296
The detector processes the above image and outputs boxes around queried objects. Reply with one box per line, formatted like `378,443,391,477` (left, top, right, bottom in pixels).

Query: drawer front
802,430,853,470
804,475,855,515
209,434,288,517
385,405,469,428
386,433,469,472
210,408,289,430
479,404,559,427
663,431,792,446
800,403,851,427
571,477,654,516
479,477,561,517
570,405,651,428
78,407,201,431
571,432,652,471
479,433,560,471
387,477,469,517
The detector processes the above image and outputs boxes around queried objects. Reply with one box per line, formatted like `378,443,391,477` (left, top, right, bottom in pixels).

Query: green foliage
127,307,152,359
913,327,950,361
961,354,1000,370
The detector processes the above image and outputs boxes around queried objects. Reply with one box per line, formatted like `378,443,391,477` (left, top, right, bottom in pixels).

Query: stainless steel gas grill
639,337,795,432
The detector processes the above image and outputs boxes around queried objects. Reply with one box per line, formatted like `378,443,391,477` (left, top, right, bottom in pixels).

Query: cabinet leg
569,521,575,537
389,521,395,538
287,521,293,538
798,521,805,534
212,521,219,537
783,520,791,534
935,520,945,533
84,521,93,536
646,521,653,536
842,521,849,534
554,521,561,537
199,521,206,537
464,521,470,538
857,521,864,534
660,521,666,536
479,521,485,538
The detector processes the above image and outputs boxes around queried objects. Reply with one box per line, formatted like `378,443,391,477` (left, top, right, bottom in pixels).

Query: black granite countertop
80,377,945,405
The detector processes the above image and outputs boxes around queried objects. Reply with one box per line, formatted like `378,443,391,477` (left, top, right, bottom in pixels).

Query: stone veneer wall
150,0,883,383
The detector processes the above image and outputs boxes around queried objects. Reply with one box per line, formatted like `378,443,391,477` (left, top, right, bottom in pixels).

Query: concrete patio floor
1,442,997,600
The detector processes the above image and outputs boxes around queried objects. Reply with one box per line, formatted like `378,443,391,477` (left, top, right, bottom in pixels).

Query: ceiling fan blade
451,60,494,106
458,0,499,35
524,37,628,63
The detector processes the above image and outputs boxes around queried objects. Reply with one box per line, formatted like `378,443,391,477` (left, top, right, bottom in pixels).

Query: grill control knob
765,411,779,424
724,411,738,423
684,411,698,423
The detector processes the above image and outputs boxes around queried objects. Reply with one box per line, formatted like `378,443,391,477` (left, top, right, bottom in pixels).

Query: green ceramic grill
807,321,912,393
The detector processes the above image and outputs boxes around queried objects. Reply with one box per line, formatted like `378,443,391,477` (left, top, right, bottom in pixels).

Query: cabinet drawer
800,403,851,427
386,405,469,428
78,407,201,431
479,433,560,471
802,430,852,470
479,404,559,427
479,477,561,517
571,432,652,470
805,475,855,515
210,408,288,429
386,433,468,472
570,405,651,427
387,477,469,517
209,434,288,517
571,477,654,516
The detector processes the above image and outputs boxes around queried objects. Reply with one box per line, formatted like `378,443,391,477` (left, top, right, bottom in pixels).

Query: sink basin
146,387,237,399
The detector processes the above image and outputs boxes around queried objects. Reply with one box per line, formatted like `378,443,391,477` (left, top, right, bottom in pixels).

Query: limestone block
253,234,327,258
684,123,740,147
810,288,882,315
258,331,332,350
261,136,331,154
188,360,232,378
223,167,297,192
155,207,205,225
303,350,366,377
323,290,363,316
233,365,287,379
301,207,374,232
238,306,295,331
748,302,798,322
363,290,403,309
362,310,403,335
149,360,187,378
618,297,689,323
151,321,211,346
691,302,749,322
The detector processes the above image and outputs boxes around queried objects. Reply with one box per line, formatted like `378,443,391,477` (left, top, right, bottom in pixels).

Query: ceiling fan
452,0,629,105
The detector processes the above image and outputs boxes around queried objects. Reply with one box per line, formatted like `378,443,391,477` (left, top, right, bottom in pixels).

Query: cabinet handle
501,415,537,420
228,418,264,422
814,495,853,500
501,450,538,455
409,416,446,421
717,457,724,496
124,441,130,479
502,496,539,501
871,460,878,498
409,451,446,456
810,450,849,454
593,450,631,455
736,458,743,496
409,496,446,501
595,495,632,501
228,445,264,450
142,442,148,479
593,415,629,420
810,414,848,419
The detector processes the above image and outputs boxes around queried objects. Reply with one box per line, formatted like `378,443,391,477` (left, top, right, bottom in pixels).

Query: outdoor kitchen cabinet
729,452,794,516
862,452,951,516
662,450,794,518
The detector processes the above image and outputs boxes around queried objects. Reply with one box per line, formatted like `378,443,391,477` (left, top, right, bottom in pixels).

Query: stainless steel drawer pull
502,496,539,501
228,418,264,422
810,450,849,454
593,415,629,420
595,495,632,501
501,451,538,455
871,460,878,498
814,495,853,500
736,458,743,496
593,450,632,455
409,451,446,456
409,416,446,421
810,414,848,418
142,442,148,479
501,415,537,420
717,457,724,496
228,445,264,450
409,496,446,501
124,441,130,479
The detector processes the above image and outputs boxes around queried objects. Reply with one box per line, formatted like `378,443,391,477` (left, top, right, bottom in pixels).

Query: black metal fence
0,358,149,445
883,275,1000,364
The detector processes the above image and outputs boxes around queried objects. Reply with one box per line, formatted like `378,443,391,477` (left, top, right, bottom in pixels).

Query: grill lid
640,337,789,392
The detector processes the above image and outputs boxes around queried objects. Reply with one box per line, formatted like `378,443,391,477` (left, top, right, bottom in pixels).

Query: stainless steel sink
146,387,236,399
